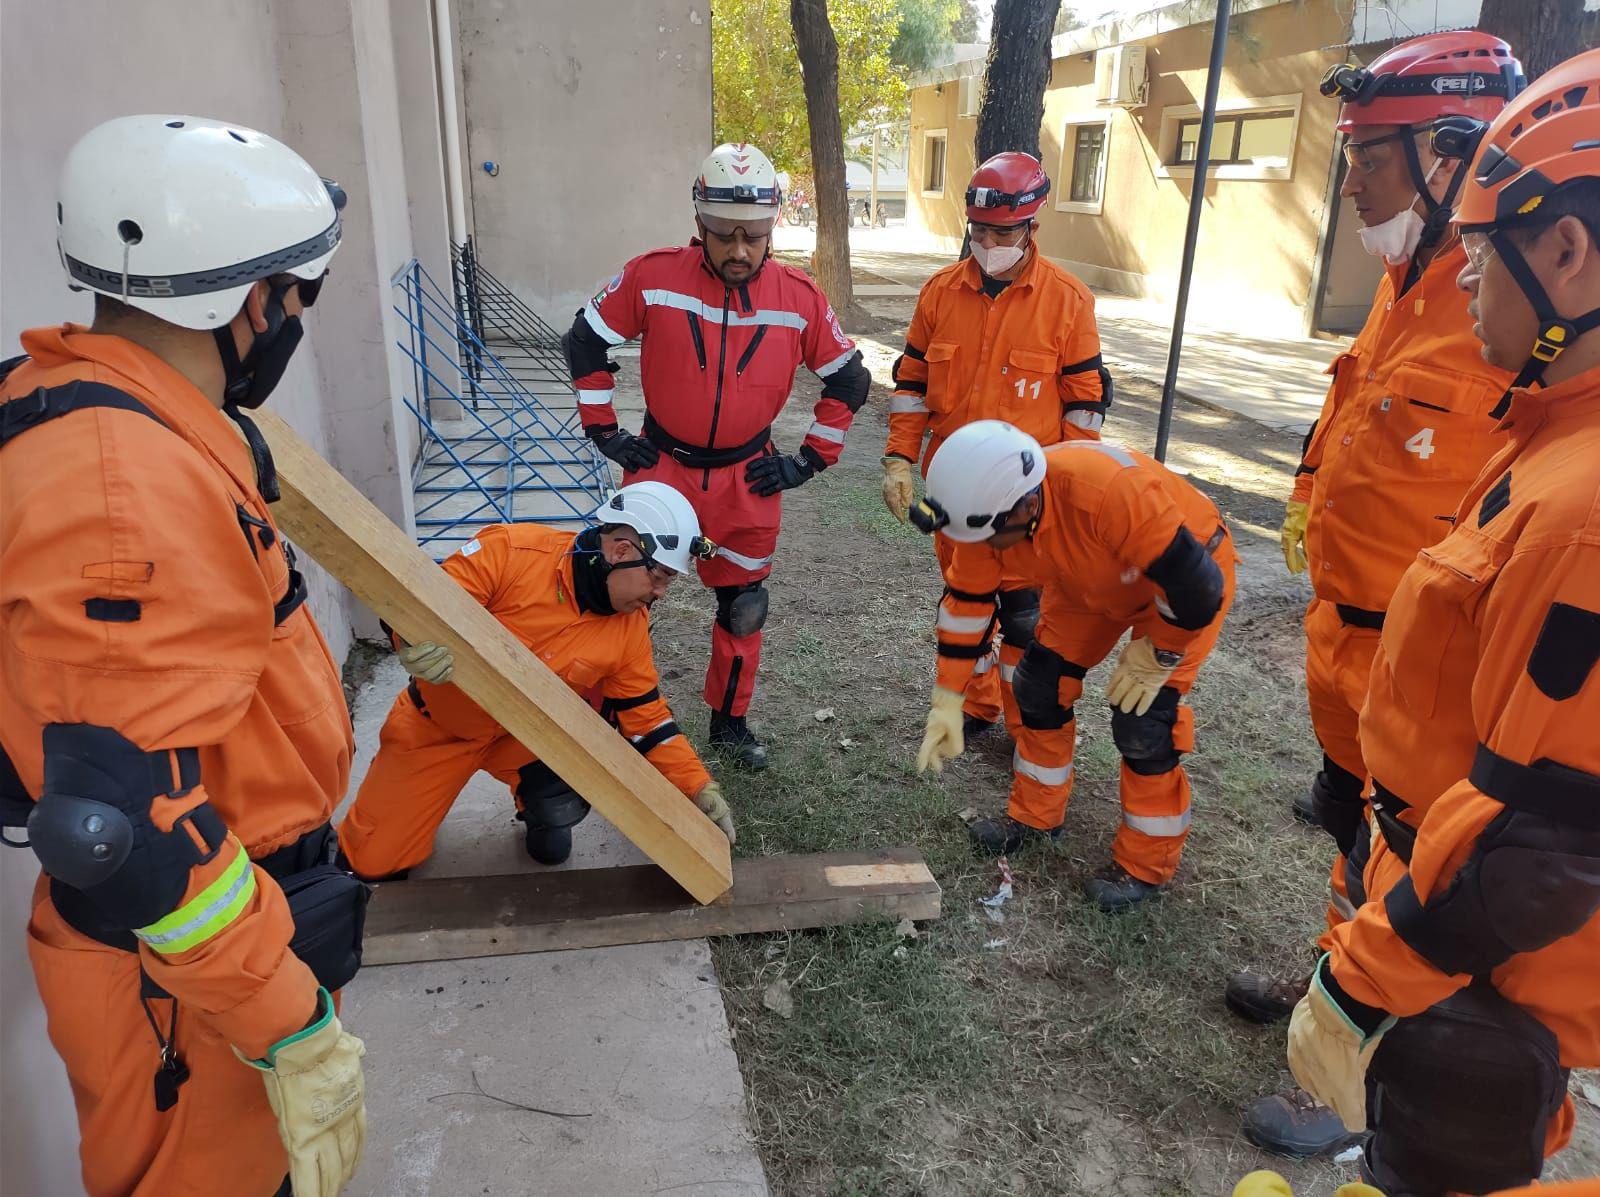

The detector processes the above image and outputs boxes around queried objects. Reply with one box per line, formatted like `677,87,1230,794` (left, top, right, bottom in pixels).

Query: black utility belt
1336,603,1386,630
1370,778,1418,865
642,414,771,468
51,822,369,995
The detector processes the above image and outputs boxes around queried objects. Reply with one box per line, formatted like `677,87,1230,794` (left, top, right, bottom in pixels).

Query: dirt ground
625,256,1600,1196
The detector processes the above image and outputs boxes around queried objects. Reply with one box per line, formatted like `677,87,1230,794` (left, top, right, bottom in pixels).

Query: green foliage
889,0,960,72
712,0,910,175
949,0,980,40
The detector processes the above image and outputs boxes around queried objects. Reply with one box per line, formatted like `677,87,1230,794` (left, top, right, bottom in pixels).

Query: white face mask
972,235,1027,277
1356,155,1444,265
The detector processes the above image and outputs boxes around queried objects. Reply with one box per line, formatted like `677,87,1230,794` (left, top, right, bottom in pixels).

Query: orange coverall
1293,239,1510,940
940,441,1236,883
338,522,711,877
0,326,353,1196
1328,369,1600,1180
890,250,1110,727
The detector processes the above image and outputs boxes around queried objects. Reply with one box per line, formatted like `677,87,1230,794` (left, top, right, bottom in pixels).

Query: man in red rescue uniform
1223,32,1525,1159
564,142,873,769
0,117,365,1197
1288,49,1600,1195
882,151,1110,745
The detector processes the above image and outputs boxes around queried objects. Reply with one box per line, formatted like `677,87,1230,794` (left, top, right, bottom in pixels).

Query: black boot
516,761,589,866
1224,971,1310,1024
523,822,573,865
1243,1088,1361,1158
1084,861,1163,913
334,847,409,884
709,710,769,770
968,814,1061,855
962,712,998,740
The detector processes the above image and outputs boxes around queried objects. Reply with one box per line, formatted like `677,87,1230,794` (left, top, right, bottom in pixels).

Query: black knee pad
1013,640,1076,731
516,762,590,831
1110,687,1183,776
715,582,769,637
1365,984,1567,1195
996,588,1040,646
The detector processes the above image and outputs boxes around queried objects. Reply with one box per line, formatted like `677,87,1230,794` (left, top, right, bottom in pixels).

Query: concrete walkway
338,658,767,1197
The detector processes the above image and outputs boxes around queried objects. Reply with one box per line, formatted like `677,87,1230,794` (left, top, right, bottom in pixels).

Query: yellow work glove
237,988,366,1197
1233,1172,1294,1197
397,640,454,685
1287,955,1394,1133
916,685,966,774
882,456,915,523
1105,637,1178,717
1280,499,1309,575
695,780,736,846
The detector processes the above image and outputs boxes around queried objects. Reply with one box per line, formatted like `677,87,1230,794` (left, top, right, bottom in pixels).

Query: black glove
589,426,659,472
745,448,820,496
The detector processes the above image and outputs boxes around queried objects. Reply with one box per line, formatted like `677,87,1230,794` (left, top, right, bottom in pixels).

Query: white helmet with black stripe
56,114,344,330
592,481,714,574
916,420,1048,543
692,142,782,223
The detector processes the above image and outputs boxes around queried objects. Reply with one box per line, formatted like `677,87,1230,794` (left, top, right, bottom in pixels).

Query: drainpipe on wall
433,0,469,244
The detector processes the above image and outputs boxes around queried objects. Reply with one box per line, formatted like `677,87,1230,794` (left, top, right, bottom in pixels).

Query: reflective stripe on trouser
27,878,290,1197
338,689,538,877
706,622,761,717
1007,669,1085,830
967,639,1024,732
1111,762,1193,885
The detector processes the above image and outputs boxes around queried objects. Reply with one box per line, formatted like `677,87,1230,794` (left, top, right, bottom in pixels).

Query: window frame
1156,93,1303,182
1056,113,1113,216
922,129,949,198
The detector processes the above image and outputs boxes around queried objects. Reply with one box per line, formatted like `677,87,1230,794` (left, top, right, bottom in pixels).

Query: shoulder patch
459,539,481,557
1527,601,1600,701
1478,471,1511,528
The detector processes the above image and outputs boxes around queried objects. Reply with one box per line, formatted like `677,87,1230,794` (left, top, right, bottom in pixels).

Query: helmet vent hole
116,220,143,245
228,129,247,143
165,119,184,128
1565,87,1589,110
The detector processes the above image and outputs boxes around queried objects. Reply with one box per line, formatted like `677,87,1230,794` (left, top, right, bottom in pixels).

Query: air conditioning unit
1095,44,1147,108
958,74,983,118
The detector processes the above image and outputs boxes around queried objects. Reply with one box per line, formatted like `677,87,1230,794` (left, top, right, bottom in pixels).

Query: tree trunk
791,0,853,310
974,0,1063,163
1478,0,1599,82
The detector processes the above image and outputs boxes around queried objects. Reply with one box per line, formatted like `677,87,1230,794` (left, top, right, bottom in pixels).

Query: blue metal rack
394,241,608,558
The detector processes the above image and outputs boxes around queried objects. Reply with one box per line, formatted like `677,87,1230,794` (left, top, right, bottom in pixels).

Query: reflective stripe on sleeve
1122,809,1192,838
937,609,994,635
814,348,857,377
806,422,847,445
1064,409,1104,431
584,301,626,346
134,842,256,955
577,388,616,406
890,394,929,414
1013,748,1073,788
999,662,1016,684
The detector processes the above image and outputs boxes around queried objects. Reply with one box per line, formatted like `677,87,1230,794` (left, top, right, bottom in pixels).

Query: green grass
815,476,927,544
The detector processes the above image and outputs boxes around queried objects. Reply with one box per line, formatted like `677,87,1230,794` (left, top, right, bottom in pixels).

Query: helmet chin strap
1482,224,1600,416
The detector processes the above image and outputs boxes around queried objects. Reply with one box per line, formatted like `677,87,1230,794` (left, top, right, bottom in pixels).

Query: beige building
907,0,1405,336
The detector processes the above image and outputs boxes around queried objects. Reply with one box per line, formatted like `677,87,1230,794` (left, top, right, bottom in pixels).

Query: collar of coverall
1385,226,1464,290
1496,359,1600,435
960,242,1040,292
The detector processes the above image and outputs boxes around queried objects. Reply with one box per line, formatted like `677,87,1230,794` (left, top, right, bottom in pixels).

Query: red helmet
965,152,1050,224
1323,31,1524,133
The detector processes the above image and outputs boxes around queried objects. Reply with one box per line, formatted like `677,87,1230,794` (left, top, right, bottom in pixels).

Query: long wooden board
256,409,733,903
359,846,941,965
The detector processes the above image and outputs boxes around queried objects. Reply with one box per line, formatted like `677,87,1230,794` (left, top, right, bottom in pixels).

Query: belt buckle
671,445,693,462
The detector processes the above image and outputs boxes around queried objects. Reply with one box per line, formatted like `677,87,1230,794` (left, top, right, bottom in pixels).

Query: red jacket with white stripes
571,244,863,466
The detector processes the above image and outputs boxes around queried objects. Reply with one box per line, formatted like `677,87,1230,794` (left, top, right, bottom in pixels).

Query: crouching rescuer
0,116,366,1197
911,421,1235,912
337,482,736,881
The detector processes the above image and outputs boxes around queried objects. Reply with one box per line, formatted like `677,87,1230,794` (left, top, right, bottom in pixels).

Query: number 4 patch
1404,427,1436,459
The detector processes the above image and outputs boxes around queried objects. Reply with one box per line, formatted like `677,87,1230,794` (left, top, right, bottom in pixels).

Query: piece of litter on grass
838,737,857,751
894,917,919,940
764,943,783,959
956,806,979,824
813,707,835,722
762,977,794,1019
983,938,1008,950
1334,1145,1364,1165
892,945,908,960
979,856,1015,909
982,905,1005,925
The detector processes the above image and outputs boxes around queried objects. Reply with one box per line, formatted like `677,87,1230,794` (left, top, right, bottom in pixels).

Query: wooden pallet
360,846,941,965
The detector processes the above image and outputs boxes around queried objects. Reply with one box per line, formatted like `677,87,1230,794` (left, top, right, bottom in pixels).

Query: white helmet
57,115,344,330
692,143,782,223
917,421,1048,543
591,481,712,574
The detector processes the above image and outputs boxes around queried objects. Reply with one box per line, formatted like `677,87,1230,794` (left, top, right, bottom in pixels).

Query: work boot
968,814,1061,855
1243,1088,1360,1158
1292,784,1320,825
962,713,998,740
1225,971,1310,1024
334,848,408,884
1084,861,1164,913
709,711,769,770
522,821,573,866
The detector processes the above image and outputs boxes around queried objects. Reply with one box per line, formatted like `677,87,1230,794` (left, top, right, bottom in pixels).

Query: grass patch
815,475,927,544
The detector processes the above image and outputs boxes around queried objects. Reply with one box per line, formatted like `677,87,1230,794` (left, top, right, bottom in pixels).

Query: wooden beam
255,409,733,904
359,847,941,965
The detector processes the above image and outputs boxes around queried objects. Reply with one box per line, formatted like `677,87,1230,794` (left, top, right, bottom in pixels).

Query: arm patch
1528,601,1600,701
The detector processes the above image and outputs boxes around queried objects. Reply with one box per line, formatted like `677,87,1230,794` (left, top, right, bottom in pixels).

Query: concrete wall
0,0,447,1189
456,0,712,323
908,0,1363,335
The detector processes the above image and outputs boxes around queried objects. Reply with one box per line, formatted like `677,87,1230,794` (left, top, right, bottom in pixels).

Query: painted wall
909,0,1365,335
456,0,713,324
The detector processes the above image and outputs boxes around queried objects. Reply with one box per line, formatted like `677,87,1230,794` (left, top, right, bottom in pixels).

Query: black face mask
213,282,304,410
569,527,615,615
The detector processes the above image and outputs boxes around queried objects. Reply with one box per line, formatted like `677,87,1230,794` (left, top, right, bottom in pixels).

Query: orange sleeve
886,285,936,464
935,539,1003,693
1095,470,1211,656
1291,356,1350,504
601,619,711,798
1057,286,1109,437
1,412,316,1054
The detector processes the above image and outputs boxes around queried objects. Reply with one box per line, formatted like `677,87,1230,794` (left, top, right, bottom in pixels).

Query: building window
923,130,948,195
1069,123,1107,203
1172,109,1295,168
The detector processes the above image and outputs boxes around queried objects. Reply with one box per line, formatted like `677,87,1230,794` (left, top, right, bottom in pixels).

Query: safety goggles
908,494,1032,537
967,220,1029,245
1461,231,1499,273
271,271,328,309
965,180,1050,211
1341,130,1410,175
617,531,720,572
698,215,775,242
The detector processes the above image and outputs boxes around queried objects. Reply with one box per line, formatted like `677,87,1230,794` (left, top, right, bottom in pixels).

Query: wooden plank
358,846,941,965
255,409,732,904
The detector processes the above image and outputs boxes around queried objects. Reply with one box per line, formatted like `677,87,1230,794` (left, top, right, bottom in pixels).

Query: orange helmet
1323,31,1523,133
1456,48,1600,395
965,153,1050,224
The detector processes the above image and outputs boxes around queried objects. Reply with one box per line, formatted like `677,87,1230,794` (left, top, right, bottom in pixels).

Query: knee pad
1013,640,1074,730
1146,527,1226,630
1111,688,1189,776
1366,985,1567,1194
27,724,225,930
715,582,769,638
516,762,590,831
996,588,1040,646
